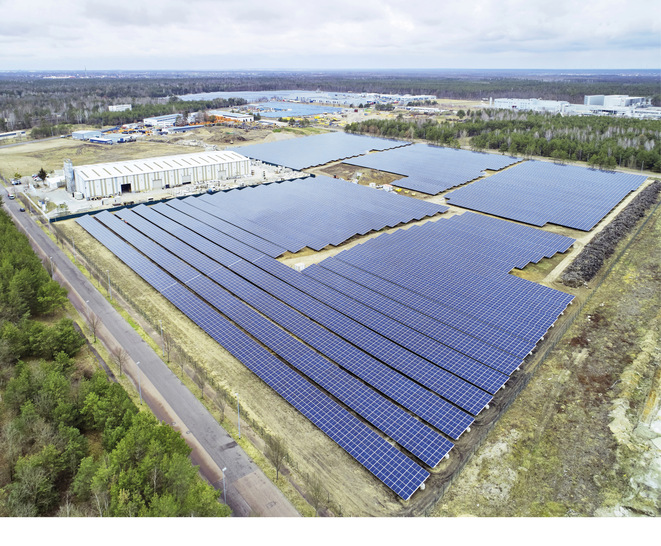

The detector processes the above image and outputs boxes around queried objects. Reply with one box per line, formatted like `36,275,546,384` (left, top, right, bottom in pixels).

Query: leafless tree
265,435,288,482
307,473,326,516
87,311,101,343
162,329,174,363
215,390,226,422
111,346,129,377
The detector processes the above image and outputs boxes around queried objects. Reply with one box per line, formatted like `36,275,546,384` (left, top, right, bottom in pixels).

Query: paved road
2,195,299,517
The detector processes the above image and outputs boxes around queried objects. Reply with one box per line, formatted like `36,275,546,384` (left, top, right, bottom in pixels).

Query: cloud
0,0,658,69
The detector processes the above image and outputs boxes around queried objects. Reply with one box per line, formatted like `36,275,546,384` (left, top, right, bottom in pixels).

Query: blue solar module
345,144,520,195
111,206,462,453
306,212,574,365
76,213,430,500
229,131,409,170
137,203,494,414
446,160,648,231
184,175,447,252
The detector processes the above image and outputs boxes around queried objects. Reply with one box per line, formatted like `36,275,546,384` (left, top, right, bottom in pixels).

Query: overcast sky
1,0,659,70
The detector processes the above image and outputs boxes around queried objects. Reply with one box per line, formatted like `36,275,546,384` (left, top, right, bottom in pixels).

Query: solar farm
68,131,652,513
445,160,648,230
229,131,408,170
345,143,520,194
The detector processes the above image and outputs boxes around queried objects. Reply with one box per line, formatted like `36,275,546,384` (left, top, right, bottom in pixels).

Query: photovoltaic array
194,175,447,252
77,183,575,500
345,144,520,194
446,160,648,230
228,131,408,170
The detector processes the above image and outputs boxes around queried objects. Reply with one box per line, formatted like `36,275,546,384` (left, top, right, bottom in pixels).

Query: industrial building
207,110,254,122
109,104,132,112
492,98,570,113
72,130,103,140
490,95,659,118
584,95,650,108
65,150,250,200
143,114,182,128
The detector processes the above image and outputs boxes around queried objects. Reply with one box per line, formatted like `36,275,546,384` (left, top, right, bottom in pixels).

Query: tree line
345,110,661,172
2,71,659,133
0,204,230,516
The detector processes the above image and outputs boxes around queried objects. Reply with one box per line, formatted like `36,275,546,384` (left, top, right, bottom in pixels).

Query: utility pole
221,467,227,505
159,320,164,357
107,269,112,300
72,238,76,263
49,256,53,278
137,361,142,404
236,393,241,439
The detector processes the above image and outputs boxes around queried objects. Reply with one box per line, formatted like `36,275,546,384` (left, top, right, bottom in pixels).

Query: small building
69,150,250,200
208,110,254,123
109,104,132,112
143,114,182,128
72,130,102,140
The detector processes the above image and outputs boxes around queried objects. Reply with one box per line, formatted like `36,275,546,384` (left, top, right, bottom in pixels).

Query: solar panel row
76,213,430,500
229,131,409,170
74,186,575,501
190,176,447,252
446,160,648,231
345,144,520,195
305,212,575,368
112,206,469,446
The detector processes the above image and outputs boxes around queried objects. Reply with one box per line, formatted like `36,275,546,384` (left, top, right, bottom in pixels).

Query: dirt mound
562,180,661,287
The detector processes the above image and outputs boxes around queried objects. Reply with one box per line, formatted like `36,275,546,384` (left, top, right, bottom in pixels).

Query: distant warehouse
208,110,254,123
143,114,182,128
64,150,250,199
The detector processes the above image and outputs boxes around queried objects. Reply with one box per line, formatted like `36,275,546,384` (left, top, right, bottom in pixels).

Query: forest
1,70,659,133
345,110,661,172
0,203,230,517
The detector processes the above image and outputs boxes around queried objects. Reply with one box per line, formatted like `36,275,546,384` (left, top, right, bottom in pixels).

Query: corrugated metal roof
74,151,248,182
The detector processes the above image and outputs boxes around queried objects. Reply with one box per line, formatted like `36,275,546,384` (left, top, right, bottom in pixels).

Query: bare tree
265,435,288,482
215,390,226,422
87,311,101,343
111,346,129,377
307,474,326,516
173,347,186,380
162,329,174,363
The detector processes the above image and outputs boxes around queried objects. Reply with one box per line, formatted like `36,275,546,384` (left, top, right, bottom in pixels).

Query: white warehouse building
68,150,250,199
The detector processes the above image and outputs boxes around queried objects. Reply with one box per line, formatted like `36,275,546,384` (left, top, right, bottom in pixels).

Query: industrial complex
491,94,660,118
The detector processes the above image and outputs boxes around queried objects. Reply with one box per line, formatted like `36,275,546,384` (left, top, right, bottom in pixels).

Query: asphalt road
2,195,299,517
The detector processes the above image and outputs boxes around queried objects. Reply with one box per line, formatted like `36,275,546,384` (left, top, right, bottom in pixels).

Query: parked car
19,207,25,212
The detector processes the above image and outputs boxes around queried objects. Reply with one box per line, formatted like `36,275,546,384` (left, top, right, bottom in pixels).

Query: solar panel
345,144,520,194
229,131,409,170
111,206,460,458
76,212,430,500
446,160,648,230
